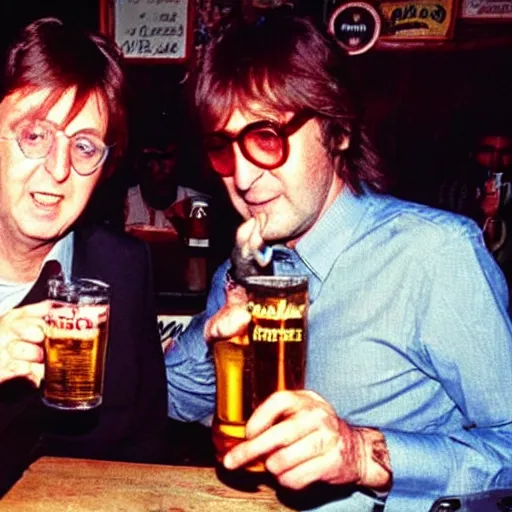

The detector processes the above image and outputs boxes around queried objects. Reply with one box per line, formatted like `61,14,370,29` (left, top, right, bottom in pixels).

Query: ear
338,134,350,152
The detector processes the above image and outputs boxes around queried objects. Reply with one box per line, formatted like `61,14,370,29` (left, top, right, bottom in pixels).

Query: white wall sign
102,0,192,62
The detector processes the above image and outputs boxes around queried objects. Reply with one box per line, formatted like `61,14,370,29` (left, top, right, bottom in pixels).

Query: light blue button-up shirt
166,188,512,512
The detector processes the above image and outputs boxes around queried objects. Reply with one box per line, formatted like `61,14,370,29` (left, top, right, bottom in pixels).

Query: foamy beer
212,275,308,472
43,277,110,410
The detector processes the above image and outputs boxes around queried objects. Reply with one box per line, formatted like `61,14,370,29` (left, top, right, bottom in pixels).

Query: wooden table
0,457,294,511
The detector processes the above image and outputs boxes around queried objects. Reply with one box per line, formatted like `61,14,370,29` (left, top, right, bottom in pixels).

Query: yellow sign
378,0,456,39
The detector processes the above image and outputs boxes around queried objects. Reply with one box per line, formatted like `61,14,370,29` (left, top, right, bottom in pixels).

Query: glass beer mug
212,275,308,472
43,276,111,411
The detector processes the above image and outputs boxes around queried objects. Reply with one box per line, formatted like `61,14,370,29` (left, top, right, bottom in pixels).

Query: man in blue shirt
166,9,512,511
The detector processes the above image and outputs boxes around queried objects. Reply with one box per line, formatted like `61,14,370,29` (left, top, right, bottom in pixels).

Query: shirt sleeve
382,222,512,512
165,260,230,423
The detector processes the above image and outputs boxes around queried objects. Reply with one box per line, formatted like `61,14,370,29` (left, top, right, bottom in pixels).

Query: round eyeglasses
0,119,110,176
203,112,314,177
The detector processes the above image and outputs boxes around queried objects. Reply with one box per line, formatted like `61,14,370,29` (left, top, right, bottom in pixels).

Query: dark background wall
1,0,511,207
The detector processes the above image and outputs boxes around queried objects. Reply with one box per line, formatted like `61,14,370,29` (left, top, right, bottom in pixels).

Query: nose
231,142,265,192
43,133,72,182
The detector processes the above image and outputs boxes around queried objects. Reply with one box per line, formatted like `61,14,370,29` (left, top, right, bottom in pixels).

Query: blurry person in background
124,136,211,232
0,17,167,495
125,142,179,229
438,113,512,304
165,9,512,512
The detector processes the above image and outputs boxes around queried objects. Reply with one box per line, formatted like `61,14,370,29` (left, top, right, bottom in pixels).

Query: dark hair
2,17,127,179
195,10,386,194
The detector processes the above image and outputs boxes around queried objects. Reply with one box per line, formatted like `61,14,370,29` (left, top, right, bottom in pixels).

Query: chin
22,225,67,243
269,221,312,246
262,226,292,243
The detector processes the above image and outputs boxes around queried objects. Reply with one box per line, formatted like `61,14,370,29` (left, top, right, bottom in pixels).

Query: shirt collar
0,231,74,314
43,231,74,280
295,186,372,282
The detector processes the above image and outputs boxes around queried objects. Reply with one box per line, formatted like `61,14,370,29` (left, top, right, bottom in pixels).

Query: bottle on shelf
184,198,211,292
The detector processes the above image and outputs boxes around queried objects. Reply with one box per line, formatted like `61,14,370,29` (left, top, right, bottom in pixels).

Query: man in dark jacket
0,18,167,494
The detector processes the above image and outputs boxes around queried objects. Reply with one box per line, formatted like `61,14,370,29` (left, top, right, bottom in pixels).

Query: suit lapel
71,226,93,280
18,260,62,307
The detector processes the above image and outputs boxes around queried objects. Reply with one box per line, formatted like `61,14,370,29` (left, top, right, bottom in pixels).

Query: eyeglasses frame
0,118,112,177
203,111,315,177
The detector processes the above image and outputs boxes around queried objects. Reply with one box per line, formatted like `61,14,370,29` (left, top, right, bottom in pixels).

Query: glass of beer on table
43,276,110,411
212,275,308,472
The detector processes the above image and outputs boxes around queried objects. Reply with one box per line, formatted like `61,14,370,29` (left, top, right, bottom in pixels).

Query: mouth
31,192,63,208
245,195,279,209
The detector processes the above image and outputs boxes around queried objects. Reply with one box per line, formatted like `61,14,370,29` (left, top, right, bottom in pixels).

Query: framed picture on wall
459,0,512,19
100,0,194,63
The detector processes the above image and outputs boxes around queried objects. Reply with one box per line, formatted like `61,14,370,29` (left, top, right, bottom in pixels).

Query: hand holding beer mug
0,302,48,386
43,277,110,410
212,274,308,472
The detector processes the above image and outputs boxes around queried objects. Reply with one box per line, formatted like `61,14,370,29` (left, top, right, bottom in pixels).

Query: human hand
223,390,392,492
230,214,270,282
480,180,500,218
236,213,267,259
481,192,500,218
204,281,251,343
204,215,268,343
0,301,49,387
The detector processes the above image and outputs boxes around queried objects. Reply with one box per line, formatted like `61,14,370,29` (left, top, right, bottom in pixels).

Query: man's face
0,87,107,249
140,148,176,188
474,135,512,174
220,108,344,246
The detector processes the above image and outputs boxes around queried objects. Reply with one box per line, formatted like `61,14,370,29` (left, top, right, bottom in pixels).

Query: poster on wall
377,0,458,40
100,0,194,63
460,0,512,19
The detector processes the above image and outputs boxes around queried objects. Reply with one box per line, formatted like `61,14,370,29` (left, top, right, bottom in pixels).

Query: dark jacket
0,225,168,496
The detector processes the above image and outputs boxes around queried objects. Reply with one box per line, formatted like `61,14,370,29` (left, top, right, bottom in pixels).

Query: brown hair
195,10,387,195
2,17,127,179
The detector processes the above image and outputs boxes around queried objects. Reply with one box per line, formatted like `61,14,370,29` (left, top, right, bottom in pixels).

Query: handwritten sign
103,0,192,62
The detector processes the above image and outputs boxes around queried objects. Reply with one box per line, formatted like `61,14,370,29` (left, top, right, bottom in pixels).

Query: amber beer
212,334,264,470
245,275,308,407
212,275,308,472
43,278,110,411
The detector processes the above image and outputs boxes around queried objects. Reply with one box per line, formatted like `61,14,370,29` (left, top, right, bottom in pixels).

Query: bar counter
0,456,294,511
